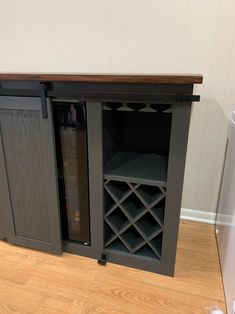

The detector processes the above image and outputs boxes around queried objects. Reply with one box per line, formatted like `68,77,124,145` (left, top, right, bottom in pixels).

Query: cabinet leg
98,254,107,266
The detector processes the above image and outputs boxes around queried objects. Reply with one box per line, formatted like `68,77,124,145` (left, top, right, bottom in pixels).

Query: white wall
1,0,235,214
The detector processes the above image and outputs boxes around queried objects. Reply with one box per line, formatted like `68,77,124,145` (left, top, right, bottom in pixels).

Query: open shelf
103,102,171,262
104,151,167,187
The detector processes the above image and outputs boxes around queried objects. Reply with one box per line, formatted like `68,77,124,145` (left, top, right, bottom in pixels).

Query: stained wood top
0,73,203,84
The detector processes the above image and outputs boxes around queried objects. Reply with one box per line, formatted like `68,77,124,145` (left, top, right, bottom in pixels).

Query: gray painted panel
86,102,104,257
0,97,62,254
161,104,192,275
39,99,62,253
104,152,167,187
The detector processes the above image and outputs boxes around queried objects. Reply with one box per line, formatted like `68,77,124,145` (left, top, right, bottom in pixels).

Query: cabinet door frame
0,96,62,254
63,102,104,259
102,104,192,276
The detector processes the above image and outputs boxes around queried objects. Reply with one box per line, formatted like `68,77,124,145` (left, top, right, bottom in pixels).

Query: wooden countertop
0,73,203,84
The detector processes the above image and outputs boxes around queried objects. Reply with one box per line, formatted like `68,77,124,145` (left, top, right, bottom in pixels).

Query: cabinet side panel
161,104,192,275
0,109,51,241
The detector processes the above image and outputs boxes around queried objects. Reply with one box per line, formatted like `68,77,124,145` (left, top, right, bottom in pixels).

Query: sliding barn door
0,96,62,254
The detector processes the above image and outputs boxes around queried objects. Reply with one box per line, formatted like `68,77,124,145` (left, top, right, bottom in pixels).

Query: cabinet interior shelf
104,151,168,187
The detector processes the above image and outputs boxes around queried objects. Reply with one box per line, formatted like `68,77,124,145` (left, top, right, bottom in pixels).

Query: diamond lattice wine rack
104,180,165,260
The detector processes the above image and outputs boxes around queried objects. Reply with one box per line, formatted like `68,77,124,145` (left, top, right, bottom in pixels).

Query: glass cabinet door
53,101,90,244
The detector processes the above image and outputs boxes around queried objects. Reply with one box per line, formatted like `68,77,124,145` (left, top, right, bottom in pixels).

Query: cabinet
0,74,202,276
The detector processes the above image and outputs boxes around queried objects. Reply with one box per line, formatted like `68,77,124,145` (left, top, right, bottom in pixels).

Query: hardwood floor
0,221,226,314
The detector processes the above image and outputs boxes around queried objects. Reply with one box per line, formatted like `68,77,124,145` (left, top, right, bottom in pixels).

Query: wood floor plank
0,221,226,314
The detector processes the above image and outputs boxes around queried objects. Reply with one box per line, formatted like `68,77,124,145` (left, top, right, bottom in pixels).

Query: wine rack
104,180,165,260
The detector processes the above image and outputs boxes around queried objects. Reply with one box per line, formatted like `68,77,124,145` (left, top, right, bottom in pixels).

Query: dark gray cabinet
0,74,202,276
0,96,62,254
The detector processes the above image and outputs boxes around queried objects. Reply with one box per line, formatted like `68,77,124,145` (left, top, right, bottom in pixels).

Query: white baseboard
180,208,216,224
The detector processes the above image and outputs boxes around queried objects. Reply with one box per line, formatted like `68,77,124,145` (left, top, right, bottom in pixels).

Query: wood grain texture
0,221,225,314
0,73,203,84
